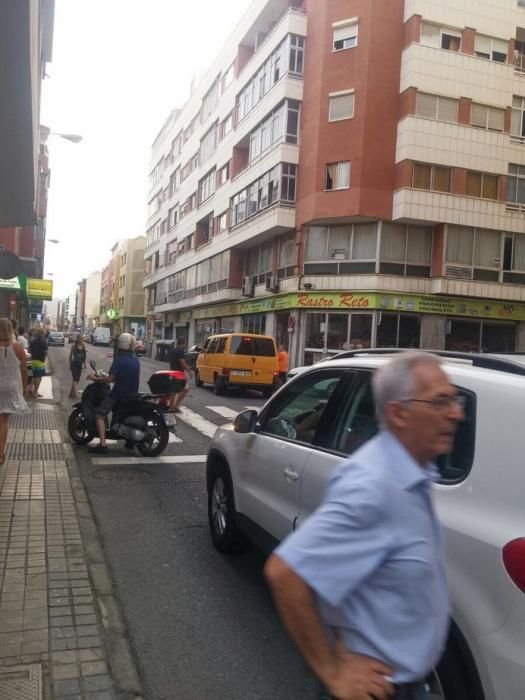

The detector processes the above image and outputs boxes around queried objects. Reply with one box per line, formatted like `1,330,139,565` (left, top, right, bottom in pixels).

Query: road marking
105,433,182,445
177,406,220,438
205,405,239,419
90,455,206,465
244,406,261,412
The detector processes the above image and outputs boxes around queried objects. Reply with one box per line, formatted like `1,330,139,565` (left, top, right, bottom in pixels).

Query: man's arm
264,554,393,700
180,358,192,375
13,342,29,396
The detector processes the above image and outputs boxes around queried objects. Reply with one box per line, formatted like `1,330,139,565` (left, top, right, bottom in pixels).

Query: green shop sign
106,309,120,320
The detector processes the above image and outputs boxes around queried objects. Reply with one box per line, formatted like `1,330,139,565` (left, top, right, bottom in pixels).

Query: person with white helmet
87,332,140,454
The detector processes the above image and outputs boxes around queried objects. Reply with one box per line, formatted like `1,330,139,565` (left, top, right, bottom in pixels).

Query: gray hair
372,351,443,426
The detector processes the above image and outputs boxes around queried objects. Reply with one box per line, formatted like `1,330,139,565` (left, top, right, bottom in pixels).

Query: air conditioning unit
445,265,474,280
241,276,254,297
265,276,279,293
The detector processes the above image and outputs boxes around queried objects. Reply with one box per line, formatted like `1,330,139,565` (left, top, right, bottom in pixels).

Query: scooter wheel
68,407,94,445
136,414,169,457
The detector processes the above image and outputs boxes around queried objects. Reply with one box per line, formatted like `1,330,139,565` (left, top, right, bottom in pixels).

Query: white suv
206,350,525,700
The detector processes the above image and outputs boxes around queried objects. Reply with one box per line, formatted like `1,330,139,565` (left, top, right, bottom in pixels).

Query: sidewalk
0,397,142,699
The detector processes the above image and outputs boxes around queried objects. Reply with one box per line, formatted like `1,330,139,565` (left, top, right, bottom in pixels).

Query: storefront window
378,314,421,348
327,314,349,350
305,313,325,349
349,315,372,349
241,314,266,335
446,320,481,352
195,319,219,346
481,323,516,352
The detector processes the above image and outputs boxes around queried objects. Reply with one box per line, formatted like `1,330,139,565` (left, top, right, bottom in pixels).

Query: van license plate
164,413,177,426
231,370,251,376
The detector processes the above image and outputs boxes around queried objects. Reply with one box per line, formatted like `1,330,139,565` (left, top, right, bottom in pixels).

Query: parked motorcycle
67,361,186,457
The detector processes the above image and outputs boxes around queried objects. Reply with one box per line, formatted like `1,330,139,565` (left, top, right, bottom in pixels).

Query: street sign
106,309,119,319
27,278,53,300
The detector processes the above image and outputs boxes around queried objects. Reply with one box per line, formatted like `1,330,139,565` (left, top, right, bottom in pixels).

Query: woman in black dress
69,334,86,399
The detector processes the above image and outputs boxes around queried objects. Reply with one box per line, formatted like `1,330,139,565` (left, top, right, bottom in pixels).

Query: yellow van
195,333,279,396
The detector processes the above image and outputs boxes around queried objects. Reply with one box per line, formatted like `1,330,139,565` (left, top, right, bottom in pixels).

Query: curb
55,371,144,697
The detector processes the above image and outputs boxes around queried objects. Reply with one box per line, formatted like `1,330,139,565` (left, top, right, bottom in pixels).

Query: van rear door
229,335,277,385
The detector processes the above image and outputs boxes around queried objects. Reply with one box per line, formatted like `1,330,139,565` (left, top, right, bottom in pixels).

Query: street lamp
39,126,82,144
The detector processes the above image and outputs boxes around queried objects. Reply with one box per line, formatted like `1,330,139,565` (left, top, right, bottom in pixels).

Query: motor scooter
67,361,185,457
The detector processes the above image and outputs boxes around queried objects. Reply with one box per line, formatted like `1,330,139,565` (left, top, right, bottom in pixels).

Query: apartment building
144,0,525,366
99,237,147,337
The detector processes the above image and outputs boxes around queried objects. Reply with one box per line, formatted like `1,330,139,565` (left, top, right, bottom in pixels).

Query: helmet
116,333,135,350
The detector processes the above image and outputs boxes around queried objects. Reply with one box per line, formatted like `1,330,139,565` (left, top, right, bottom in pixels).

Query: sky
41,0,253,300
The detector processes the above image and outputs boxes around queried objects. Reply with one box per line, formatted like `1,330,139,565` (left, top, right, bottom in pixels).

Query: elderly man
264,351,464,700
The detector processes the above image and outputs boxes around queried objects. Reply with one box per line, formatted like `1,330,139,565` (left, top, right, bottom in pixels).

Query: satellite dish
0,252,23,279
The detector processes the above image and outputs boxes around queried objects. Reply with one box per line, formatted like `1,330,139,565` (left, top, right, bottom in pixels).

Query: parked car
134,341,147,357
47,331,65,346
206,349,525,700
195,333,279,396
186,344,203,371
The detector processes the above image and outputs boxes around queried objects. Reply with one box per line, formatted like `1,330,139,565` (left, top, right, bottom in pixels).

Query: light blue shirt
276,430,450,683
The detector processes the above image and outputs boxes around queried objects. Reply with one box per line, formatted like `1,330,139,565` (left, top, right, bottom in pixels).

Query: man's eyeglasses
400,395,467,411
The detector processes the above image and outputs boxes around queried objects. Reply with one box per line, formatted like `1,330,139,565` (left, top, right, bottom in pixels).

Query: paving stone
77,625,99,637
53,677,81,695
78,648,104,662
75,614,98,625
77,636,101,649
51,615,74,627
53,662,81,680
85,691,114,700
83,674,112,692
81,660,108,676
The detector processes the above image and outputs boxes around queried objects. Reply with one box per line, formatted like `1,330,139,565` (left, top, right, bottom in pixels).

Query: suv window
230,336,275,356
216,337,227,353
207,338,218,354
260,370,345,445
329,371,476,483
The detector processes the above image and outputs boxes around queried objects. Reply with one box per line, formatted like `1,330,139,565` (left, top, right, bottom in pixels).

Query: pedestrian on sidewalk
0,317,31,465
265,351,464,700
29,326,48,398
168,337,192,413
69,333,87,399
16,326,29,350
278,343,289,385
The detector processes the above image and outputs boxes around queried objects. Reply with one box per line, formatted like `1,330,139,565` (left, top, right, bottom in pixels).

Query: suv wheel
208,465,243,553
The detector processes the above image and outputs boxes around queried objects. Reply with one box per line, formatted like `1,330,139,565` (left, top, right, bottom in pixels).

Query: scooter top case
147,370,187,395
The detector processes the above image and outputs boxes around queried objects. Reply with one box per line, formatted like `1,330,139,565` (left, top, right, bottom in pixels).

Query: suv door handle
284,467,299,481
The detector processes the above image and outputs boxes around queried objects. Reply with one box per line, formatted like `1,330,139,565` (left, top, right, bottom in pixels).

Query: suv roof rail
328,348,525,377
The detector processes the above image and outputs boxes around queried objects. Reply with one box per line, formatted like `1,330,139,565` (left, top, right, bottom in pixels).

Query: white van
92,327,111,346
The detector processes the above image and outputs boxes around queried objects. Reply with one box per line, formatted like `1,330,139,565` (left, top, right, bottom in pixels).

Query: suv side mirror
90,360,97,370
233,409,258,434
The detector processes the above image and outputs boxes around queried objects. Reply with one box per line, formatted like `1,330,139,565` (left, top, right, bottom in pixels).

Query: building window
412,163,452,192
198,168,216,205
507,163,525,206
201,77,220,121
333,20,358,51
242,314,266,335
217,162,229,187
217,212,228,233
511,95,525,140
474,34,508,62
466,171,498,200
221,63,234,93
415,93,458,122
305,224,378,264
249,100,300,163
219,112,233,140
421,23,461,51
379,223,432,276
446,226,500,269
289,35,305,74
470,103,505,131
325,162,350,191
278,232,296,277
377,314,421,349
200,123,218,164
329,91,355,121
230,163,297,227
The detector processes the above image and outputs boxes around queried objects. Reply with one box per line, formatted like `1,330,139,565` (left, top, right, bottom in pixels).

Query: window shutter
471,103,488,128
488,107,504,131
475,34,491,55
466,172,482,197
420,23,441,47
329,93,355,121
437,97,459,123
333,23,357,43
416,93,437,119
493,38,508,56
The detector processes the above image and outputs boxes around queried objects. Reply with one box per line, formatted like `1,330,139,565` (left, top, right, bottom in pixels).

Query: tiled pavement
0,403,142,700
